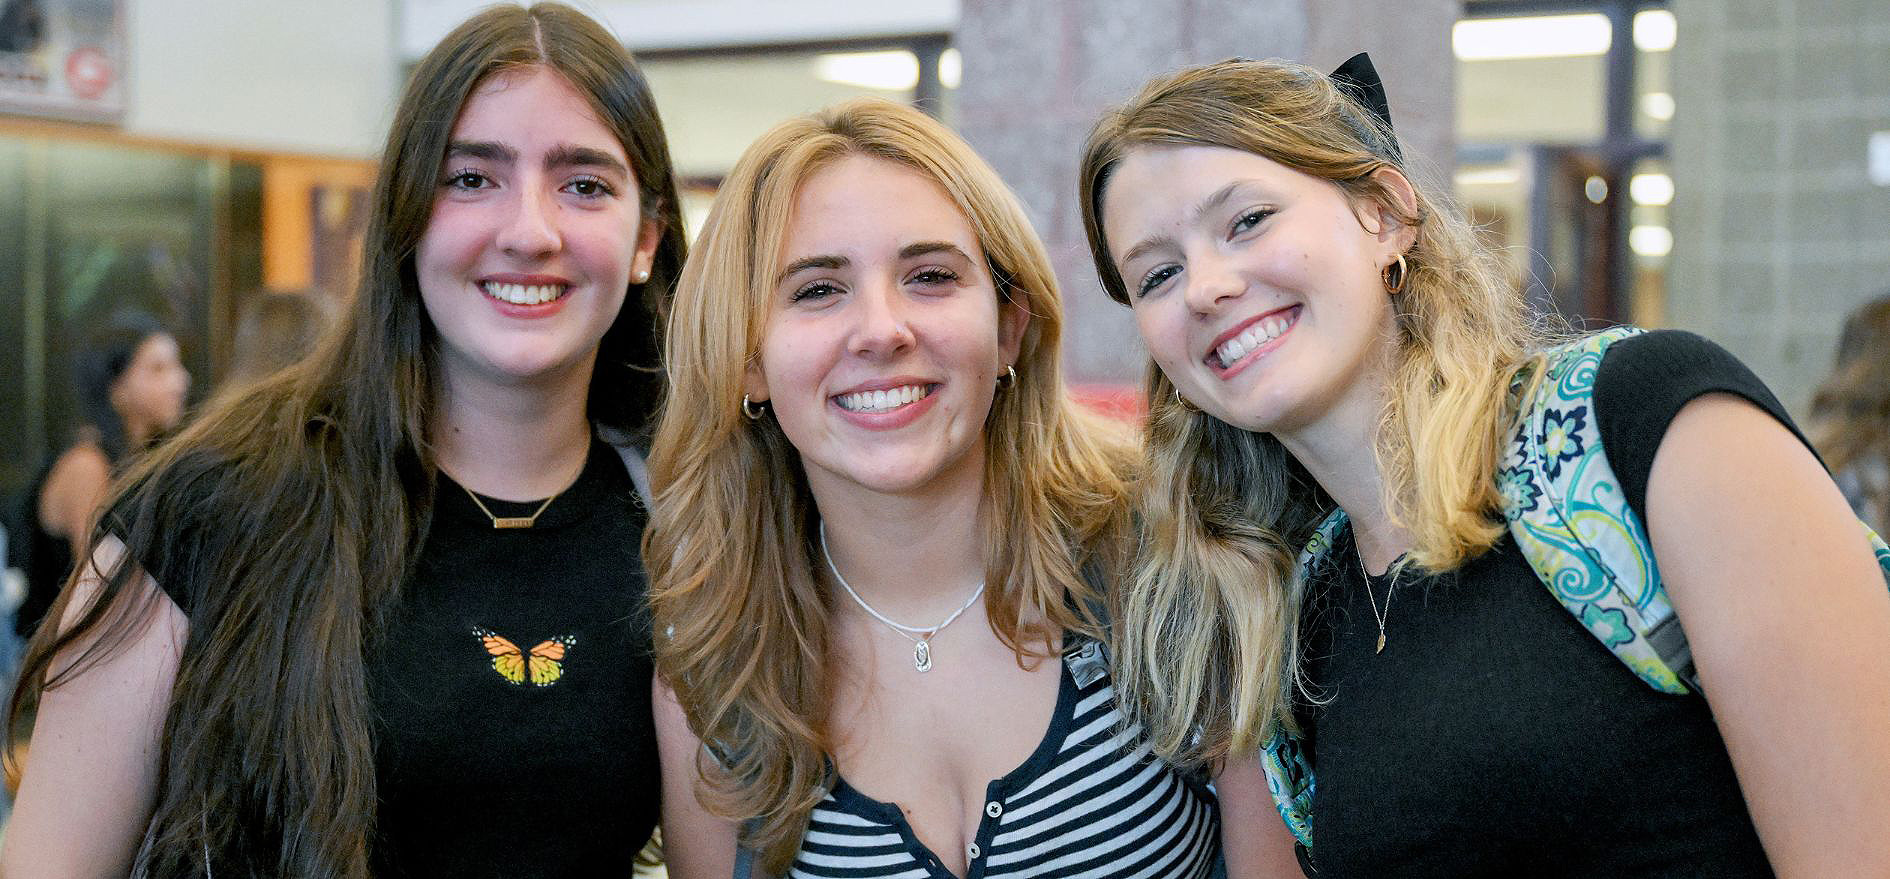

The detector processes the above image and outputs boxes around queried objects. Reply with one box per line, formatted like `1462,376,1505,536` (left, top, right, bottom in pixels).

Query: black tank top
17,454,76,638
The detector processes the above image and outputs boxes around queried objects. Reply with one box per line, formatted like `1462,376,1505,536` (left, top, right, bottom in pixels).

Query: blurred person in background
0,4,685,876
1812,294,1890,535
648,99,1219,878
222,288,341,388
15,310,188,641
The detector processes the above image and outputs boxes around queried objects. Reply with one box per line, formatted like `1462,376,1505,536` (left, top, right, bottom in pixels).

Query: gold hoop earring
741,394,767,421
1382,253,1409,294
995,364,1017,389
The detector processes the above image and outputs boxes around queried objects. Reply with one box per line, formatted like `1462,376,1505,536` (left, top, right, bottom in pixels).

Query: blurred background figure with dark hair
223,290,339,388
13,311,189,639
1813,294,1890,535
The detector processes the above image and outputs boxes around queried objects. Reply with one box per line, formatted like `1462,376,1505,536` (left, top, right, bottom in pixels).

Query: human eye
1230,208,1274,237
562,175,616,199
1136,264,1182,298
443,168,493,191
907,266,961,287
790,280,843,303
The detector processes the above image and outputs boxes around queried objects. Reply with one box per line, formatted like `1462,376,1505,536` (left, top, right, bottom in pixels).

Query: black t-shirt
139,437,658,877
1293,331,1793,877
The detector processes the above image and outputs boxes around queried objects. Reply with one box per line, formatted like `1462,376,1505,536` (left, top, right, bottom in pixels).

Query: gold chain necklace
461,482,563,529
1357,548,1398,654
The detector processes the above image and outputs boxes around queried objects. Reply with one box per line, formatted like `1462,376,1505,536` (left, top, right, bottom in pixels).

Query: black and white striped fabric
788,639,1220,878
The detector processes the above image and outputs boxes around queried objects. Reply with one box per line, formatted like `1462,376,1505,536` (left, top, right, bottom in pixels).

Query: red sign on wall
0,0,125,121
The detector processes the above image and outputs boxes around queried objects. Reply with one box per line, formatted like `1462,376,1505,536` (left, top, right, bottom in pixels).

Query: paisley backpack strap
1498,326,1695,693
1258,508,1350,847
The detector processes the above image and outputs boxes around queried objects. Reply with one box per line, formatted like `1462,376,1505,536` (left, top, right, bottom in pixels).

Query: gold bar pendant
492,517,535,529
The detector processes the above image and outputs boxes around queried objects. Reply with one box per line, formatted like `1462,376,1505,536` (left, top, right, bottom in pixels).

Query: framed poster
0,0,124,121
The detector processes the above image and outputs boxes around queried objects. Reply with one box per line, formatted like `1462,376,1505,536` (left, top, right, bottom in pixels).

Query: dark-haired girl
2,4,685,876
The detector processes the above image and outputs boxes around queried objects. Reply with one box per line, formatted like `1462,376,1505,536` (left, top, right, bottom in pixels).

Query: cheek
759,327,829,403
1133,304,1192,370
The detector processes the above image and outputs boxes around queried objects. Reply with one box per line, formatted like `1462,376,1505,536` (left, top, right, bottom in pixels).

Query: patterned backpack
1260,327,1890,849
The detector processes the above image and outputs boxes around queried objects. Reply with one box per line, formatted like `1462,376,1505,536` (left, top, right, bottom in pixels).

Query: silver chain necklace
1357,547,1399,654
818,521,986,672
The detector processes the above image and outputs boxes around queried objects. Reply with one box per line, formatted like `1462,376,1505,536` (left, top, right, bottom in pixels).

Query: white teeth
835,384,931,413
481,282,565,305
1215,310,1298,368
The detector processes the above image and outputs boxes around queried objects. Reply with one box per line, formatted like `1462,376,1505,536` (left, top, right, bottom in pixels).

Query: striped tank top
787,638,1220,878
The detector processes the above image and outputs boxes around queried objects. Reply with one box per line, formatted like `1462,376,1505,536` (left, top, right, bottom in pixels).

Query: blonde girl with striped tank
646,98,1220,878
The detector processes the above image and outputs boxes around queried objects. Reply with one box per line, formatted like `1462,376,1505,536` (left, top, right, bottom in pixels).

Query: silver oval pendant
913,640,933,672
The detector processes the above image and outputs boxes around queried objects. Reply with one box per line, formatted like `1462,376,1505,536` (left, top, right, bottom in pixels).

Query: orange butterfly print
472,628,576,687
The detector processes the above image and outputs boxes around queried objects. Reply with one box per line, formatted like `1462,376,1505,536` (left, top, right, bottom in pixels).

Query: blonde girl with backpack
1080,56,1890,877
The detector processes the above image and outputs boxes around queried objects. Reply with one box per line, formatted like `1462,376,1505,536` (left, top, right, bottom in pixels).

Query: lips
834,383,934,414
481,280,568,305
1205,304,1301,375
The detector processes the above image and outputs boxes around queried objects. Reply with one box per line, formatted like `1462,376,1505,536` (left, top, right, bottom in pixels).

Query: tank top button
967,842,982,859
985,800,1003,818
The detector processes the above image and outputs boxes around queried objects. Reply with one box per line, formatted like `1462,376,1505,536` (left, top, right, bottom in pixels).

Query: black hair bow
1329,52,1401,161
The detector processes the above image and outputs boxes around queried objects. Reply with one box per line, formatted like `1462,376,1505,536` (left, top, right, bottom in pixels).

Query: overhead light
1630,225,1673,257
941,48,961,89
1630,173,1673,206
1454,14,1611,61
1585,175,1609,204
816,50,919,91
1642,92,1675,121
1634,10,1676,52
1455,167,1521,186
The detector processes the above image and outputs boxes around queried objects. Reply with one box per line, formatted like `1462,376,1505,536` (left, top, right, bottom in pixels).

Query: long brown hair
1078,59,1546,767
646,98,1138,871
5,5,685,876
1813,295,1890,530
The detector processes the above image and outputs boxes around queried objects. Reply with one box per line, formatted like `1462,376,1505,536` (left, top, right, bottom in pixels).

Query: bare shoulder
37,442,112,536
0,536,188,878
1645,391,1890,874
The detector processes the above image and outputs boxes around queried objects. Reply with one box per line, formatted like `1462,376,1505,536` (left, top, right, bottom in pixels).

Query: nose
848,281,915,359
1182,251,1245,315
497,183,561,258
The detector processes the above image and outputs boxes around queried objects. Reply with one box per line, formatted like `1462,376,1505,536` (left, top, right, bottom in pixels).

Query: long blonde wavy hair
1078,59,1553,768
646,97,1139,871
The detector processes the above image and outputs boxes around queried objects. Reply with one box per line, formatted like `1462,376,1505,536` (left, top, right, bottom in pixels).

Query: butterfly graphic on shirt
472,628,576,687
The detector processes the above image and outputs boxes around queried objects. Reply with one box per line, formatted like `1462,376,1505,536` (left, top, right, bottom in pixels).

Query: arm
1647,393,1890,876
0,536,188,878
1214,753,1305,878
36,444,111,556
654,672,741,879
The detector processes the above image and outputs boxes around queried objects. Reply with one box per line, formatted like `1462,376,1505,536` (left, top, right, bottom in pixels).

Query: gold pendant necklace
461,482,562,529
1358,549,1398,654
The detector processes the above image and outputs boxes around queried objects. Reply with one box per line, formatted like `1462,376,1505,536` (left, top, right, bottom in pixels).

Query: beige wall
1668,0,1890,415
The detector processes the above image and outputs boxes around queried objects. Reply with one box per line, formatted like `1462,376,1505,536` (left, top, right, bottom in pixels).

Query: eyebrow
544,144,630,177
1117,180,1265,269
899,240,973,262
444,141,630,177
775,254,849,286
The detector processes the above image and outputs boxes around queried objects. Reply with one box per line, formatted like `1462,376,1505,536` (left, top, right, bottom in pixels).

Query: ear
631,217,663,281
997,296,1031,375
742,357,769,404
1362,166,1420,256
